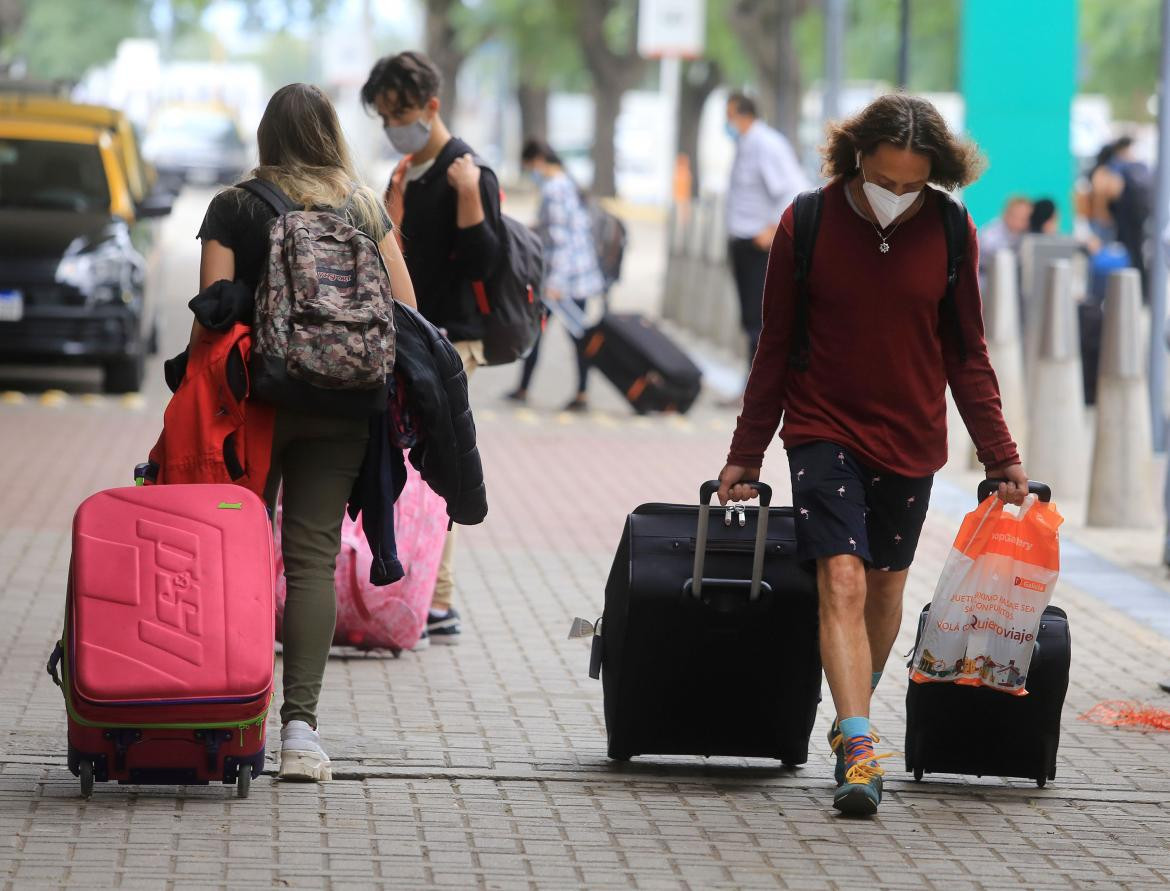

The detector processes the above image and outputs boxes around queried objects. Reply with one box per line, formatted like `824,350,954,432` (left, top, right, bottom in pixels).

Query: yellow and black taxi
0,109,171,392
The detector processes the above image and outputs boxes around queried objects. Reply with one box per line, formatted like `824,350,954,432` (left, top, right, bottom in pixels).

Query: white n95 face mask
384,116,431,155
857,152,920,228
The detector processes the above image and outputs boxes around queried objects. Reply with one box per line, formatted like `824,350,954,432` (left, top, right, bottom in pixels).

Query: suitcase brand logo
1014,576,1047,592
136,519,204,665
217,501,243,510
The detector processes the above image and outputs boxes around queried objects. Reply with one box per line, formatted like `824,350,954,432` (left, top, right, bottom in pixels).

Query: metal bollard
1087,269,1158,527
660,202,683,322
981,249,1029,466
695,195,724,340
678,196,709,332
1028,259,1090,505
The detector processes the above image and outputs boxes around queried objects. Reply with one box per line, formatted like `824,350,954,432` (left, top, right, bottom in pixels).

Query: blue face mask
725,121,740,142
526,168,545,186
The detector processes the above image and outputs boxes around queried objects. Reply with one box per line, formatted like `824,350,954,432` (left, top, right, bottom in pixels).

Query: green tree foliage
1080,0,1159,120
460,0,584,91
12,0,147,81
793,0,960,94
6,0,337,83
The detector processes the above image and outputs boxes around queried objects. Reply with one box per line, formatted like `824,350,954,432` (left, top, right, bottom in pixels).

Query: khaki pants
264,409,369,726
432,340,483,611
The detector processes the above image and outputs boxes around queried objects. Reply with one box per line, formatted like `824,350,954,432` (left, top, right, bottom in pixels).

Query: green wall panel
960,0,1077,231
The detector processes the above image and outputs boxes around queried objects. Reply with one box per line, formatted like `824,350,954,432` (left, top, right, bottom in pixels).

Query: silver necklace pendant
879,241,890,253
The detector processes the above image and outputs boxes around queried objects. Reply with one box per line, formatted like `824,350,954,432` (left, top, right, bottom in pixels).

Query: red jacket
728,179,1019,477
148,322,275,498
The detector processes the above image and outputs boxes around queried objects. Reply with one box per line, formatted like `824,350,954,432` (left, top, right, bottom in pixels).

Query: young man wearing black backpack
716,94,1030,816
362,51,507,645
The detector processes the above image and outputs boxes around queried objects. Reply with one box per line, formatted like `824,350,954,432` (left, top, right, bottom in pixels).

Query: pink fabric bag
274,460,448,652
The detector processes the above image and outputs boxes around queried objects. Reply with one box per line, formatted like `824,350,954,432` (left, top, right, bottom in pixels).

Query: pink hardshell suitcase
274,460,448,652
48,483,275,798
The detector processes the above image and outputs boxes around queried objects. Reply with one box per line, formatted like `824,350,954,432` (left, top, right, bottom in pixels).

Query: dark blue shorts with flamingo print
785,440,934,572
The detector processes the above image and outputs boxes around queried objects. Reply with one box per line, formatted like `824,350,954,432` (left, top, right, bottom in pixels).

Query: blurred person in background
1108,136,1153,296
1028,197,1060,235
1087,140,1124,244
977,195,1031,280
196,83,414,782
724,92,810,382
362,50,507,646
505,139,605,413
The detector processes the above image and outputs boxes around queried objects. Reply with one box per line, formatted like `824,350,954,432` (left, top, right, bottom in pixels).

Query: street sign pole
823,0,845,123
1157,0,1170,565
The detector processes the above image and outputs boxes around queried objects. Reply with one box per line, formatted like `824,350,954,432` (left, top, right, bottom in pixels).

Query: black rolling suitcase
582,313,702,414
589,481,821,763
905,480,1071,787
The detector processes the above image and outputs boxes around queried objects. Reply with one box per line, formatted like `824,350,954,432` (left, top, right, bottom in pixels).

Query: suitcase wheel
79,761,94,799
1035,776,1046,789
237,766,251,799
913,767,923,782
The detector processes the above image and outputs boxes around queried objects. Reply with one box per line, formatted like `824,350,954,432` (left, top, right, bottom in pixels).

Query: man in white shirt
725,92,810,370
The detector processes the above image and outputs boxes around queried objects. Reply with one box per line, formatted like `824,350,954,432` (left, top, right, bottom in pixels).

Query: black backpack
465,156,545,366
788,186,970,370
587,201,627,290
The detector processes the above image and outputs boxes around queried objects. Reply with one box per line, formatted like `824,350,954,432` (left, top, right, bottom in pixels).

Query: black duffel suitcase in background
905,479,1071,787
590,481,821,764
582,313,702,414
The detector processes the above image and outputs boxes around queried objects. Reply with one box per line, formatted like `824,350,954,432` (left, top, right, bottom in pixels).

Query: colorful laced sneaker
828,721,882,786
832,734,891,816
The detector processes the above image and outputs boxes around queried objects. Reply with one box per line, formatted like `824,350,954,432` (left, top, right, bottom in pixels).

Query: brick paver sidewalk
1,192,1169,889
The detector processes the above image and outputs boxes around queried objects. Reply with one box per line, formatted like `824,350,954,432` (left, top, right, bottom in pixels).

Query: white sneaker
279,720,332,782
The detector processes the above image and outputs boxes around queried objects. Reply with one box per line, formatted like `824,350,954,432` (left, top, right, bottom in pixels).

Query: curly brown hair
822,93,985,190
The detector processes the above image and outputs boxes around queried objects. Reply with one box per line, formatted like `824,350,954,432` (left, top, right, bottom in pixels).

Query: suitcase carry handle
977,479,1051,503
47,641,63,688
692,480,772,601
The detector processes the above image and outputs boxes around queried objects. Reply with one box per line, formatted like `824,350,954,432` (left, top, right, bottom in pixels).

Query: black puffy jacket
393,301,488,525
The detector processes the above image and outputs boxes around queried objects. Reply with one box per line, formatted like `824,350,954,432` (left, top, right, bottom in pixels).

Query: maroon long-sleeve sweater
726,177,1020,477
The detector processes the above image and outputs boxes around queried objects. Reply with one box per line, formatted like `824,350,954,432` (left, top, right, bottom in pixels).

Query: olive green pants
264,409,369,727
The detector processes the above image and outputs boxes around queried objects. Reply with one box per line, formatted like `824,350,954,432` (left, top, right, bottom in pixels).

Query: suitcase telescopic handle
977,479,1051,503
691,480,772,601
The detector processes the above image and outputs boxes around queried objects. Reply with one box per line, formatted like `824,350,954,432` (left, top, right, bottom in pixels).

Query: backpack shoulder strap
938,190,969,363
238,178,300,216
788,187,824,371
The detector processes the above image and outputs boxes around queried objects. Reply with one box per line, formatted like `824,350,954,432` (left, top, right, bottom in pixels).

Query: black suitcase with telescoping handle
589,480,821,763
905,479,1071,787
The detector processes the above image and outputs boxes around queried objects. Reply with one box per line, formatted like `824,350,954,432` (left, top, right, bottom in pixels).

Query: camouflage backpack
240,178,395,413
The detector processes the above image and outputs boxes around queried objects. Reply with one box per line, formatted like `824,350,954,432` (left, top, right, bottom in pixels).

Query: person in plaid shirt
506,139,605,412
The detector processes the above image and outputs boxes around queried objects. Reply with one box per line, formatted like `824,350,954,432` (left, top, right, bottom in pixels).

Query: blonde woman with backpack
196,83,416,782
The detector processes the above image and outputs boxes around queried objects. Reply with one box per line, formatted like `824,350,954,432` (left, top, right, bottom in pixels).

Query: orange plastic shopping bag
910,493,1063,695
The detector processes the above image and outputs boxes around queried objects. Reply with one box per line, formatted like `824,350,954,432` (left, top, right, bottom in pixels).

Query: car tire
103,354,144,394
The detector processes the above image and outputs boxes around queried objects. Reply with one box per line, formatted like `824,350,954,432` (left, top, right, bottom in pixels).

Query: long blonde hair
250,83,387,240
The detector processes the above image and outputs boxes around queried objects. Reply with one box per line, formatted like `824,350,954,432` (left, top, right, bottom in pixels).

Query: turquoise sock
871,671,883,691
838,716,871,743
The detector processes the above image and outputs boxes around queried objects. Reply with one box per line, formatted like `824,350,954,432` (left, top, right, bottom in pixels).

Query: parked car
0,117,168,392
0,95,165,214
142,104,250,191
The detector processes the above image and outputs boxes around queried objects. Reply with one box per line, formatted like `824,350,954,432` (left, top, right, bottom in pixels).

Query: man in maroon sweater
716,94,1029,816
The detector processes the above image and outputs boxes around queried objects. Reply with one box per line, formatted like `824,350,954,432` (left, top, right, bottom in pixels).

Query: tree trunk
728,0,808,154
425,0,465,118
517,82,549,142
0,0,24,53
591,85,621,197
574,0,644,199
677,60,722,196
